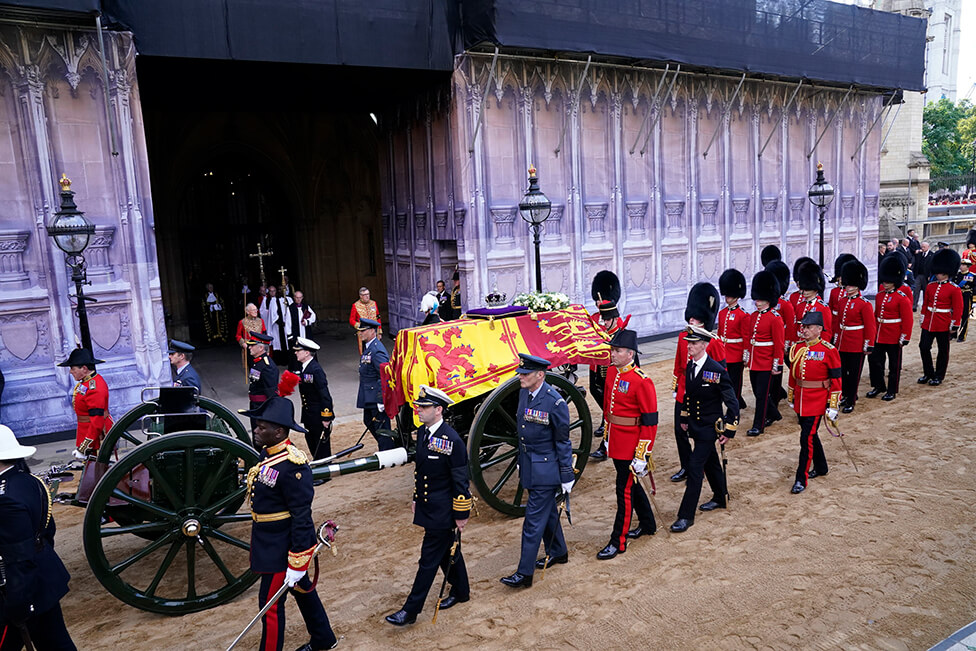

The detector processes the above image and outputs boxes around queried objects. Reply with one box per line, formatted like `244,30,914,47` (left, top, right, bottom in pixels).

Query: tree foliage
923,98,976,179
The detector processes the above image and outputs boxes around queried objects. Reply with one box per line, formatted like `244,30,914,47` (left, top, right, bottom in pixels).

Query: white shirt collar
691,354,708,377
300,358,312,372
427,419,443,436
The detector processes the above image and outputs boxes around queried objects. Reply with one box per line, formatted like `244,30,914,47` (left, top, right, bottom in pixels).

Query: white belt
840,324,863,330
750,340,774,346
722,337,744,343
928,307,952,313
878,318,901,324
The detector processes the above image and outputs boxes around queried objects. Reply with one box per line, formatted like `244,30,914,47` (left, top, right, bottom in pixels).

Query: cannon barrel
310,447,409,481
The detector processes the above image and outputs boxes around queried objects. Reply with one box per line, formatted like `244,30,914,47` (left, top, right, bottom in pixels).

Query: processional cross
249,242,274,284
278,266,288,292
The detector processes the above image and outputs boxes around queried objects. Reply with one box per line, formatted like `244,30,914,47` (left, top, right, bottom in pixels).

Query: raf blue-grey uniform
515,381,574,576
173,363,202,393
356,336,395,451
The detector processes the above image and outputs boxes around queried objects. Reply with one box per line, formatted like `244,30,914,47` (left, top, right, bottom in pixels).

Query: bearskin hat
931,247,961,276
760,245,782,267
966,229,976,249
751,270,780,304
795,260,825,293
832,253,857,283
878,253,906,287
718,269,747,299
792,256,815,282
684,282,720,331
765,260,790,297
591,270,621,304
840,259,868,291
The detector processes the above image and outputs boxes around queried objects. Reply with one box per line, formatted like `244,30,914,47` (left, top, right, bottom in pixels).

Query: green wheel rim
467,373,591,516
83,432,260,614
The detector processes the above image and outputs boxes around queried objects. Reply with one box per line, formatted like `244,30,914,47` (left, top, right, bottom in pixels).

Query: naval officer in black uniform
385,385,471,626
500,354,575,588
240,398,337,651
356,318,395,451
168,339,202,393
0,424,76,651
247,332,279,413
292,337,336,462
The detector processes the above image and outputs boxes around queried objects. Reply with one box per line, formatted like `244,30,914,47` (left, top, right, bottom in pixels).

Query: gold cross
248,242,273,284
278,266,288,291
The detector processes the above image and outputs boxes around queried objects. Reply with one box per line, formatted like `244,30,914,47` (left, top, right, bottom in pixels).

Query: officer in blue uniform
355,318,395,451
292,337,336,462
239,397,337,651
168,339,202,393
0,424,76,651
385,386,471,626
500,354,575,588
247,332,279,414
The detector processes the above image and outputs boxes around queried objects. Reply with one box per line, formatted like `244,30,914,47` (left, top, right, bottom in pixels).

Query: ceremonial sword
539,492,569,580
632,454,668,538
431,528,462,624
226,521,338,651
824,417,859,473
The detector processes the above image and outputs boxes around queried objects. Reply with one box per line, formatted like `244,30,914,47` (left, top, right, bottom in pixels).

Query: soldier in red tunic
792,260,832,344
828,253,858,322
765,260,795,417
787,311,841,494
669,283,725,482
58,348,112,455
599,329,658,559
832,260,876,413
745,271,785,437
589,271,630,462
787,256,816,315
918,247,964,386
718,269,749,410
868,254,913,401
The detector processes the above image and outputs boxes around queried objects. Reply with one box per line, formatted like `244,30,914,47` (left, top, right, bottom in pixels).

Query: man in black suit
913,241,933,311
907,229,921,255
671,326,740,533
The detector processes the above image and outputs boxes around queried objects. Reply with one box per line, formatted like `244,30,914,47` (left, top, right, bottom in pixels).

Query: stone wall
0,25,169,439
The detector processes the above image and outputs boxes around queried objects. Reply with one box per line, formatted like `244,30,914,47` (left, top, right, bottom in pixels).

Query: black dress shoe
807,468,827,479
313,478,328,487
294,641,339,651
746,428,761,437
589,448,608,461
626,526,655,539
500,572,533,587
865,387,883,398
839,396,850,408
928,378,942,386
790,481,806,494
669,519,693,533
670,469,687,482
881,392,896,401
535,553,568,569
385,610,417,626
917,376,930,384
841,404,854,414
699,500,726,512
437,594,469,610
597,544,624,560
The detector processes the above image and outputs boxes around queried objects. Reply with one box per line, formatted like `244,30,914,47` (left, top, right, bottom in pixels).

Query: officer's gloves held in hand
561,480,574,494
285,567,306,587
630,458,648,476
826,408,839,422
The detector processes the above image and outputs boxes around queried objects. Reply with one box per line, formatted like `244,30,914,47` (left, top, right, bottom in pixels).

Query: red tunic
72,371,113,450
773,297,796,351
603,364,658,460
828,286,844,320
793,296,833,344
717,304,750,364
895,283,913,306
787,290,802,315
744,309,784,372
235,316,267,344
671,334,727,402
921,281,964,331
833,293,877,353
589,315,626,373
787,339,841,417
874,289,913,345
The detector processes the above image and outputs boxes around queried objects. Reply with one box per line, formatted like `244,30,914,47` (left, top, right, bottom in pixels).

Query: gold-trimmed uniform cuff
725,420,737,433
251,510,291,522
671,375,677,392
288,545,316,571
320,409,334,418
453,494,472,511
829,391,840,411
635,439,651,460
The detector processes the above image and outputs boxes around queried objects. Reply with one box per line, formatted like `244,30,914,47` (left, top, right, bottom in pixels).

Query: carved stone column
762,197,778,230
841,195,855,225
454,208,466,252
732,198,750,231
414,212,428,250
789,197,806,229
699,199,719,234
0,230,31,290
664,200,685,235
490,206,518,249
85,225,116,283
544,204,564,243
584,202,608,243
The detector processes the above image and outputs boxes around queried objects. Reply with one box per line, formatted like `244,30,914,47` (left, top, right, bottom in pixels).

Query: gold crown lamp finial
59,173,71,192
816,162,823,172
528,164,537,177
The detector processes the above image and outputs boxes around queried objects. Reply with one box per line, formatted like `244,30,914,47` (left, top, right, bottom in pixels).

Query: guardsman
247,332,279,413
963,230,976,265
671,326,739,533
744,271,785,437
919,248,964,386
760,244,782,268
955,257,974,342
832,260,876,413
589,270,630,461
766,260,795,415
0,425,76,651
356,318,395,451
718,269,749,410
240,398,337,651
868,254,913,401
669,283,725,482
292,338,335,462
828,253,858,320
787,256,816,314
787,311,841,494
386,386,470,624
598,329,658,559
168,340,202,393
500,354,575,583
793,260,833,344
58,348,112,456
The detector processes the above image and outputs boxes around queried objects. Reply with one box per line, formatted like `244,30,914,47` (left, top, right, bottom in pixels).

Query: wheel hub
181,518,201,537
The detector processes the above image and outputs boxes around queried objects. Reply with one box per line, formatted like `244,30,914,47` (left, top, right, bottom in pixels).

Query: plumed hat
751,270,780,304
832,253,857,283
931,247,961,276
765,260,790,297
718,269,747,299
760,245,782,267
840,259,868,291
878,253,906,287
795,260,825,293
58,347,104,368
684,282,720,331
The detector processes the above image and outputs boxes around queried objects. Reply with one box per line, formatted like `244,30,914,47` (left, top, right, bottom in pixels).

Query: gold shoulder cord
286,444,308,466
32,474,54,528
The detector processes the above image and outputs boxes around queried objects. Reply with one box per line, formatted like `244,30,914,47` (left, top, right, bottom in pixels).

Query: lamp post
518,165,552,292
47,173,96,353
807,162,835,270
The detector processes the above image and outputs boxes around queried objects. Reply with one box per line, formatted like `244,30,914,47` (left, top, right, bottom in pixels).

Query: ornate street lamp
47,173,96,353
518,165,552,292
807,162,835,269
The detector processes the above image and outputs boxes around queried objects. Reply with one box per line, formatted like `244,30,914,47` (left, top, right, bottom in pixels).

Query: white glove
377,403,385,413
630,458,648,476
71,449,87,461
285,567,306,587
561,481,574,494
826,408,838,422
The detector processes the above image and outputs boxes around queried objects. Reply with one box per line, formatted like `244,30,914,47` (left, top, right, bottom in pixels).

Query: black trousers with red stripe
795,415,828,485
609,458,655,550
868,343,903,395
0,604,75,651
727,361,746,408
259,571,336,651
839,351,866,404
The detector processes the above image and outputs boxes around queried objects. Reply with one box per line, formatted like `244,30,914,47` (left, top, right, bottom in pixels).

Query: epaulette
821,341,836,349
633,367,648,379
89,379,97,390
286,444,308,466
